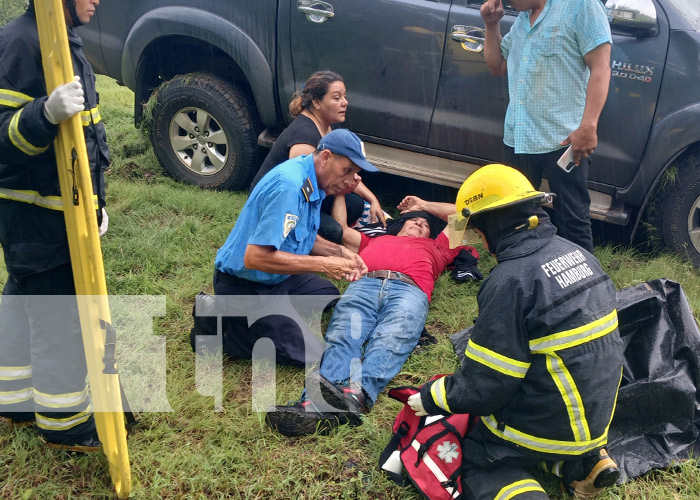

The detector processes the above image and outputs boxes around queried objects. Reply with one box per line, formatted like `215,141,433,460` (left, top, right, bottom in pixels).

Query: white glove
44,76,84,124
408,393,428,416
98,208,109,237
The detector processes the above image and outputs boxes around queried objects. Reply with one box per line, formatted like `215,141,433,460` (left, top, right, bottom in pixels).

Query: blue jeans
319,277,429,404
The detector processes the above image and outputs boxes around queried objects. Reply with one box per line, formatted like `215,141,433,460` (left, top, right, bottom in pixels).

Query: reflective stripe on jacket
0,187,98,211
421,221,624,459
0,10,110,276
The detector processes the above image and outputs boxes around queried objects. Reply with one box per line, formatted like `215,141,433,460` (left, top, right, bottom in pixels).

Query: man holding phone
481,0,612,253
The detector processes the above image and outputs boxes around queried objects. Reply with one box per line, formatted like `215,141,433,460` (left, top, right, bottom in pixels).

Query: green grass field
1,27,700,499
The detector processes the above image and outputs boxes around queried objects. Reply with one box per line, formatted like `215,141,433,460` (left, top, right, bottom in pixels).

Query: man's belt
365,270,419,289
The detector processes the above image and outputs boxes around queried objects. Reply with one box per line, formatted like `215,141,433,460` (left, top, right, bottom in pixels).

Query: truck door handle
451,25,485,52
298,0,335,23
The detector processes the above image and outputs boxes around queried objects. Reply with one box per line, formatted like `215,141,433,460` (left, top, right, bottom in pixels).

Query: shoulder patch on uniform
284,214,299,238
301,177,314,202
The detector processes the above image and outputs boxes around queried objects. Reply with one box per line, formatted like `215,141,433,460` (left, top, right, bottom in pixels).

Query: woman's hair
289,70,343,117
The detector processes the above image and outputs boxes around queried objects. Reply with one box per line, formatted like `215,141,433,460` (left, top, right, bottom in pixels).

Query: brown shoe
42,435,101,454
561,448,620,498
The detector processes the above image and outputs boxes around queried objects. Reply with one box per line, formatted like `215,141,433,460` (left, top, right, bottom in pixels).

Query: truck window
465,0,516,11
666,0,700,28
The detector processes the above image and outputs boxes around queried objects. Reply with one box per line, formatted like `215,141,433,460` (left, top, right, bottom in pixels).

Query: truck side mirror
607,0,659,37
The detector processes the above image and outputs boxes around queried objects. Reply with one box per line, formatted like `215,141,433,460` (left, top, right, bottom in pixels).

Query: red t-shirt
358,232,477,301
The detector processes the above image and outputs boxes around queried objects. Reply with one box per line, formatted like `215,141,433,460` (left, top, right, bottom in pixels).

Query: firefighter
408,164,624,498
0,0,108,452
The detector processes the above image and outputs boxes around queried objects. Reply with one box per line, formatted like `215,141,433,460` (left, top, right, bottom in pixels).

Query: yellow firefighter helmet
456,164,551,222
447,164,553,247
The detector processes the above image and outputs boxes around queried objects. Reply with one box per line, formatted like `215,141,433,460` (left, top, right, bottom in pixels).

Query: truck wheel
150,73,260,190
652,153,700,266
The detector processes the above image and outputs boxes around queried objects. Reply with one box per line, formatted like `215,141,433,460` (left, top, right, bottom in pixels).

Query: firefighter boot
43,433,101,453
561,448,620,498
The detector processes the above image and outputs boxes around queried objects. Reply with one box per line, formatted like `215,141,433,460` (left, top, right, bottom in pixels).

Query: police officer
0,0,108,452
210,129,377,366
408,164,624,498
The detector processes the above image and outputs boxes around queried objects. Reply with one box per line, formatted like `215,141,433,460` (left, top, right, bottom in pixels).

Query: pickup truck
77,0,700,264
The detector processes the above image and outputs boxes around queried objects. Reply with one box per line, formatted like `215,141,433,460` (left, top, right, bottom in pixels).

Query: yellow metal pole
34,1,131,497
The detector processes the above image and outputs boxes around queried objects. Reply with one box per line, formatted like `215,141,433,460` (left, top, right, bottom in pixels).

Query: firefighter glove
408,393,428,416
44,76,84,125
99,208,109,237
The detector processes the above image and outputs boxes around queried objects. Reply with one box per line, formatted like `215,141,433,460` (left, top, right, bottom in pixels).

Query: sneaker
561,448,620,498
265,400,344,437
43,434,101,454
0,416,35,429
312,373,368,427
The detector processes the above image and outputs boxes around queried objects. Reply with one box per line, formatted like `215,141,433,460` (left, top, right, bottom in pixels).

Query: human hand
369,200,386,227
560,124,598,165
323,255,362,281
44,76,84,124
98,208,109,237
408,393,428,416
397,195,426,213
480,0,505,25
353,252,368,278
338,247,368,280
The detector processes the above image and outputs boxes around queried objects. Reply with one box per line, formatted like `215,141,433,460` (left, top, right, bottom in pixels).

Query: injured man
266,195,480,436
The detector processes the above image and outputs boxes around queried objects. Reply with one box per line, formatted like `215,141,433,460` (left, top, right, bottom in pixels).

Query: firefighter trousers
460,425,551,500
0,263,96,443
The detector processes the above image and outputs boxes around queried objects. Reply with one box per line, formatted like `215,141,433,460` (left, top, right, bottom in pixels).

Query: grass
0,0,24,28
2,73,700,499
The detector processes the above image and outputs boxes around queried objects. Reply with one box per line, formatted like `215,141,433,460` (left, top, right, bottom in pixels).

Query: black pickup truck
78,0,700,264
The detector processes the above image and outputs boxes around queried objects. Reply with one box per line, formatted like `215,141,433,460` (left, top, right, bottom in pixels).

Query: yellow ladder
34,1,131,497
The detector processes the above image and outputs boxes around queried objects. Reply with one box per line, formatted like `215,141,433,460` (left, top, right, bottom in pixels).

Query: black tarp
449,279,700,481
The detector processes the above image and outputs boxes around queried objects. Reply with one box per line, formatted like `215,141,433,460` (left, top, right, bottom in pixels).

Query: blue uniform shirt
501,0,612,154
215,154,324,285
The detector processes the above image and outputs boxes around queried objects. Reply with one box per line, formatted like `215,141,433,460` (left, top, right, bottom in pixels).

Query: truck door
428,0,514,162
594,0,668,189
284,0,451,147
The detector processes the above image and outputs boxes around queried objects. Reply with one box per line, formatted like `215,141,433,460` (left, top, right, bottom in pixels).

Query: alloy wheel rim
168,106,229,175
687,193,700,252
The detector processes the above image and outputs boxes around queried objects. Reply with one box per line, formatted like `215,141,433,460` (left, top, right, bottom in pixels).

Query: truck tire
653,153,700,266
149,73,261,190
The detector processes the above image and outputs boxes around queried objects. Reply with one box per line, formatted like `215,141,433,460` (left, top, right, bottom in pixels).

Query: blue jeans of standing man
319,276,429,404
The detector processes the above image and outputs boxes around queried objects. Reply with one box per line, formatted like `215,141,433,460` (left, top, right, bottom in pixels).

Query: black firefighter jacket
421,220,624,460
0,9,109,278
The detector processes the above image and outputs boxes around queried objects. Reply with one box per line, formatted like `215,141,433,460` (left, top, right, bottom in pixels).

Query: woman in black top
251,71,385,244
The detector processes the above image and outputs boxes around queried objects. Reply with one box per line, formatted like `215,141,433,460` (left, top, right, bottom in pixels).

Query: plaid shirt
501,0,611,154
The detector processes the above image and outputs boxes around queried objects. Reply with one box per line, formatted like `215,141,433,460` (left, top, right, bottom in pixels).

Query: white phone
557,145,576,173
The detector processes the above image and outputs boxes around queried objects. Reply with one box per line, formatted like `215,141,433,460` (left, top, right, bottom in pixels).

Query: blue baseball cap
317,129,379,173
